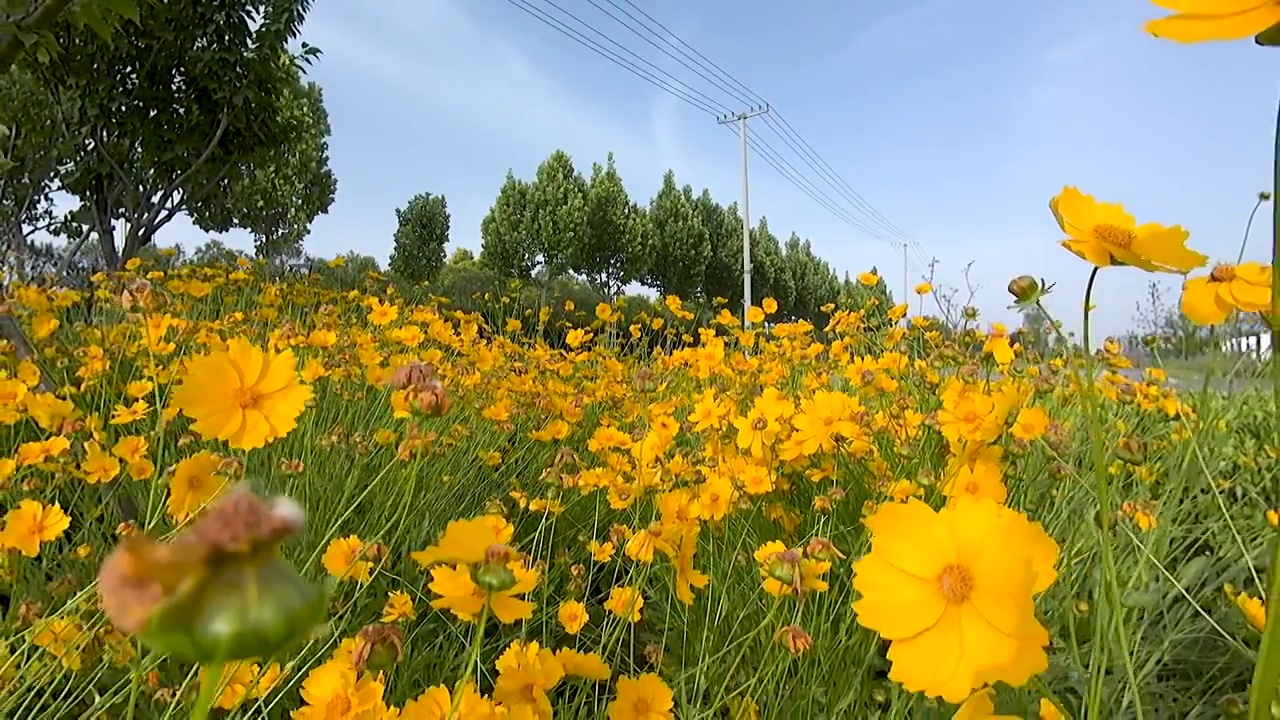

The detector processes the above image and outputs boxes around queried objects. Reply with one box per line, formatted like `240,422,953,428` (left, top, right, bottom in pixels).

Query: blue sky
163,0,1278,342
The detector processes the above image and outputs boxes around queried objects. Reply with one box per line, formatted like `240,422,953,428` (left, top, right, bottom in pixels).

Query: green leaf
99,0,141,23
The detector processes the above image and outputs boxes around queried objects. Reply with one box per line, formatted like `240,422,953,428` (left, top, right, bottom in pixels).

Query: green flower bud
1008,276,1040,302
471,561,517,593
142,555,326,664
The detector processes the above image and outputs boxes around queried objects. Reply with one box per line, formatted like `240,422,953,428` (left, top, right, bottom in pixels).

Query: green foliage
643,171,709,299
189,74,336,261
575,152,642,298
527,149,588,282
389,192,450,285
40,0,319,267
0,0,141,73
699,192,744,307
480,171,537,279
782,233,842,324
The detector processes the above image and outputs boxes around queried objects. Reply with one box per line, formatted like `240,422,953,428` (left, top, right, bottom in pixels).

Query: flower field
0,208,1276,719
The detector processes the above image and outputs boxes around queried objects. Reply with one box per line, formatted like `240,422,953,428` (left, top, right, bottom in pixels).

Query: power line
501,0,722,117
504,0,926,269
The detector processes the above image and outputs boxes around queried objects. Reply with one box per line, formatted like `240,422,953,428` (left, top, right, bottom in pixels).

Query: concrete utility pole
718,105,769,327
901,241,909,326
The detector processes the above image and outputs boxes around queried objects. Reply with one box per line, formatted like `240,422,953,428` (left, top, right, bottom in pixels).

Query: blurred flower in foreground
96,489,326,664
1144,0,1280,44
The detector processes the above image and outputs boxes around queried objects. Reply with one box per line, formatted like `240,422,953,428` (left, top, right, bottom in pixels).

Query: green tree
576,152,640,298
389,192,450,284
448,247,477,266
782,233,841,323
643,171,709,299
527,149,588,291
698,191,743,306
0,0,140,73
749,216,787,307
480,171,537,279
189,74,336,261
190,238,247,267
42,0,319,267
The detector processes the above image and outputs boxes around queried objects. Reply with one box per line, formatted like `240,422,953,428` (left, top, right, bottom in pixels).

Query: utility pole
718,105,769,327
901,241,909,325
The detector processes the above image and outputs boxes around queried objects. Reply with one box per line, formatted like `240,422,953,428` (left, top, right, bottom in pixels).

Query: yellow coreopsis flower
1049,187,1207,274
1179,262,1272,325
0,500,71,557
171,337,313,450
853,497,1059,703
1145,0,1280,43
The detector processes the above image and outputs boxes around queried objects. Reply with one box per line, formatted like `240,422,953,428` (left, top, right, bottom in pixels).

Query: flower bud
803,538,844,563
97,490,326,664
352,624,404,674
774,624,813,656
1260,191,1272,202
1116,438,1145,466
471,561,517,593
1008,275,1040,303
765,550,799,586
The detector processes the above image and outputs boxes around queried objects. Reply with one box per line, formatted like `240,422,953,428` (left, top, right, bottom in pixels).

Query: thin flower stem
447,600,490,720
1247,94,1280,720
1236,196,1264,265
189,663,222,720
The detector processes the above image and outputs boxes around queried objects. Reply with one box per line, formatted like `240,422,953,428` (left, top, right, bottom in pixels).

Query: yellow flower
321,535,373,583
380,590,416,622
1,500,71,557
1010,407,1050,441
32,617,84,670
493,640,564,718
558,599,589,635
400,683,501,719
556,648,611,680
604,586,644,623
411,515,514,567
171,337,313,450
853,498,1059,703
80,440,121,484
428,562,538,623
1179,262,1272,325
1145,0,1280,43
1236,592,1267,632
608,673,674,720
167,452,227,523
1049,186,1206,274
293,658,389,719
746,305,765,324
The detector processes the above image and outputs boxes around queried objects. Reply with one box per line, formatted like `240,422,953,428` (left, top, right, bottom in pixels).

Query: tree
575,153,641,298
749,217,787,307
41,0,320,268
0,66,79,276
527,149,587,289
188,73,337,261
782,233,841,323
191,238,248,267
448,247,477,266
0,0,139,73
643,171,709,300
389,192,450,284
698,191,743,306
480,171,537,279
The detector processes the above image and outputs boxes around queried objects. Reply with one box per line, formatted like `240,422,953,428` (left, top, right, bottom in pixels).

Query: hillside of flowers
0,175,1277,719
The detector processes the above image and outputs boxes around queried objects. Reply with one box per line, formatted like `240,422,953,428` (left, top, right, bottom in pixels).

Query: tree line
390,149,894,326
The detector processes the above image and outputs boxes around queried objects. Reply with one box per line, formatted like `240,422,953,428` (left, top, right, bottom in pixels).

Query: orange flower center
1209,264,1236,283
233,387,259,410
1091,223,1136,250
938,564,974,604
964,481,980,495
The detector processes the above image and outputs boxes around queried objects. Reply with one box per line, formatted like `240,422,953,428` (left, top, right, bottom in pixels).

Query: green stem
1236,196,1265,265
190,663,222,720
1248,93,1280,720
1082,265,1100,354
447,601,490,720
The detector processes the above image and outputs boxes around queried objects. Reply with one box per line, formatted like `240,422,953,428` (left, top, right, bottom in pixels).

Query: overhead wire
505,0,933,278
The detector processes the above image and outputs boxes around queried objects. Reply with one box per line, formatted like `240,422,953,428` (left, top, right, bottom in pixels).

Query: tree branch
0,0,74,73
137,110,229,236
